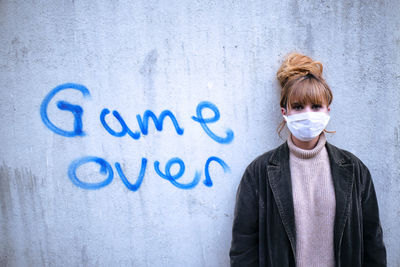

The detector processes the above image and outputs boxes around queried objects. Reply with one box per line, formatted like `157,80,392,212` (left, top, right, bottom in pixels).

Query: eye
292,104,303,110
312,104,322,110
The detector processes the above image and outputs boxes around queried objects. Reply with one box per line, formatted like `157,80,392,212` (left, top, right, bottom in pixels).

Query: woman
229,52,386,267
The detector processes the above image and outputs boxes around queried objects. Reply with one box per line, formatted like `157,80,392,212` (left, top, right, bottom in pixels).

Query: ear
327,106,331,112
281,107,286,116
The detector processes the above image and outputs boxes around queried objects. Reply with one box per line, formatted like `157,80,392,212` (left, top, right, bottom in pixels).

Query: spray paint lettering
40,83,90,137
40,83,233,191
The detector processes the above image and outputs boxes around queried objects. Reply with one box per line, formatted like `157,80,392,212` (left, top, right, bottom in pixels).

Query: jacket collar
266,140,354,260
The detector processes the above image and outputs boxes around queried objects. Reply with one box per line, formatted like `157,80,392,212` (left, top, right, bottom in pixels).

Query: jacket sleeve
229,166,259,266
361,165,387,267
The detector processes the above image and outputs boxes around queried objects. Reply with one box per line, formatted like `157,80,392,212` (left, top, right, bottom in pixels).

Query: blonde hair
276,52,335,138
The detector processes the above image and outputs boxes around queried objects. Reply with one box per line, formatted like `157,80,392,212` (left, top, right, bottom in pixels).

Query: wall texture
0,0,399,266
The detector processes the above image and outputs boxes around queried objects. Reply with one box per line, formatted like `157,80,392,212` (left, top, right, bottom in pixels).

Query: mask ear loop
277,105,290,140
282,106,288,122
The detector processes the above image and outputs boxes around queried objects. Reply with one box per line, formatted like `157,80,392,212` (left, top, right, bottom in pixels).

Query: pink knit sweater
287,132,336,267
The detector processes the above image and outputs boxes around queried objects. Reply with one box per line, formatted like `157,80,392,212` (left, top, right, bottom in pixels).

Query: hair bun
277,52,323,88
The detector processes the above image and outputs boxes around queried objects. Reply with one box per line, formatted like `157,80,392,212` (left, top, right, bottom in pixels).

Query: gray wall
1,0,399,266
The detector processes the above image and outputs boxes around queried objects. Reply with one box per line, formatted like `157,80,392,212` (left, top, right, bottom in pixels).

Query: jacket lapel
325,142,355,255
267,142,297,257
267,141,355,260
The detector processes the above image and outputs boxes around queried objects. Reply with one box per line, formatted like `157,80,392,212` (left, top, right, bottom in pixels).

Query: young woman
229,53,386,267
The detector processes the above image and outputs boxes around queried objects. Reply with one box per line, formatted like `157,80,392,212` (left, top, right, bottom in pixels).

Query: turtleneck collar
287,132,327,159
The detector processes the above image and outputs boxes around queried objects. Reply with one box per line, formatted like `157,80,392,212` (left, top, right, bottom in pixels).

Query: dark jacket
229,141,386,267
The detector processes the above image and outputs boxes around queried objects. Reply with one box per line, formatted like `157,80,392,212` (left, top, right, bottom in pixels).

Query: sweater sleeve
361,165,387,267
229,165,259,267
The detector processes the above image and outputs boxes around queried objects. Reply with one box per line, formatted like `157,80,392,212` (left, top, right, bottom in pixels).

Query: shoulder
241,142,287,185
326,142,368,168
325,142,372,185
237,144,284,196
246,142,285,170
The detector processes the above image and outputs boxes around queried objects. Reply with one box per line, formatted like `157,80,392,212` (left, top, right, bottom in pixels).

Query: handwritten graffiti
100,109,185,139
40,83,234,191
68,156,114,189
115,159,147,191
40,83,90,137
154,157,202,190
192,101,234,144
203,156,230,187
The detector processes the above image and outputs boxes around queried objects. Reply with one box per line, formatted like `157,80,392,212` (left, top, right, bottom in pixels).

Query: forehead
287,78,329,107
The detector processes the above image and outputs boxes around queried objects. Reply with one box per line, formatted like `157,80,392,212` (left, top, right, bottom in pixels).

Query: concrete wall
0,0,399,266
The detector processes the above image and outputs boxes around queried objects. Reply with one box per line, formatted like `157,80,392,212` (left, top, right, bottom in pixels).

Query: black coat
229,141,386,267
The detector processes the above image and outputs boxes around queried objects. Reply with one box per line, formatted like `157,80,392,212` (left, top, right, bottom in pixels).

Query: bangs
286,76,331,110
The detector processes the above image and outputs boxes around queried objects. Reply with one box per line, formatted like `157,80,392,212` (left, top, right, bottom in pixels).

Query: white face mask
283,111,330,141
